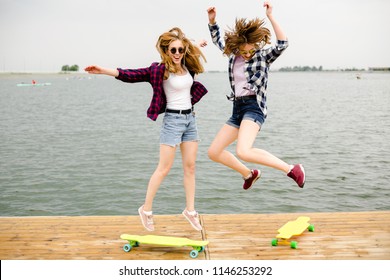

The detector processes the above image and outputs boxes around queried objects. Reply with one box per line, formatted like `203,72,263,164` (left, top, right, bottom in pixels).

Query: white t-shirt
163,70,193,110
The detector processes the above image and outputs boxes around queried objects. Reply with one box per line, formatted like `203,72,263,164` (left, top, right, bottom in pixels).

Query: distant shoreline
1,69,389,76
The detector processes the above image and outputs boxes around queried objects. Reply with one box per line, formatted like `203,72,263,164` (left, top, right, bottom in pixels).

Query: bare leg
208,124,251,177
143,144,176,211
236,120,291,173
180,141,198,212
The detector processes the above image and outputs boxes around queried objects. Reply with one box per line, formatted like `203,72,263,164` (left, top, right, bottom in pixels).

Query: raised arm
207,7,217,25
264,1,287,41
84,65,119,77
207,7,225,52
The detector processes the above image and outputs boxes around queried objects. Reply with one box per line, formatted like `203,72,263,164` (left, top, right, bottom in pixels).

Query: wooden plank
0,211,389,260
0,215,207,260
201,211,390,260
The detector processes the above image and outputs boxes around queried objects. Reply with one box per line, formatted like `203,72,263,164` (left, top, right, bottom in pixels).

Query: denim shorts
226,98,265,129
160,112,199,147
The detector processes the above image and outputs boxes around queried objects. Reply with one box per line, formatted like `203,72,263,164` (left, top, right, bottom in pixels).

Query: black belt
234,95,256,101
166,108,192,114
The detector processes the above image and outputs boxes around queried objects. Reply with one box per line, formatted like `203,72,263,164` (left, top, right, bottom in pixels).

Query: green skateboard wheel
123,244,132,252
290,241,298,249
190,249,199,258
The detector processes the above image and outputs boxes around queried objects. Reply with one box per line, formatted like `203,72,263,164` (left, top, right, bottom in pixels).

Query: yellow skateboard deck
120,234,209,258
271,216,314,249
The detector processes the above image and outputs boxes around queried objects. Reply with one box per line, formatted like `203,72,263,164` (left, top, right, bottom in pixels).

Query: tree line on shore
61,65,79,72
278,65,366,72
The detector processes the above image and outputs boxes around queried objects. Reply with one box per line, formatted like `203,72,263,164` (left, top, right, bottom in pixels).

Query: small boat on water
16,82,51,87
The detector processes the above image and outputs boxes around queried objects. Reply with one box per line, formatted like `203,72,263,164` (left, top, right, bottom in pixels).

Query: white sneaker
182,209,202,231
138,205,154,231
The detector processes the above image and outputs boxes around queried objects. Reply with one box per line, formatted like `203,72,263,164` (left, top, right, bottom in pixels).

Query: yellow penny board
120,234,209,258
271,216,314,249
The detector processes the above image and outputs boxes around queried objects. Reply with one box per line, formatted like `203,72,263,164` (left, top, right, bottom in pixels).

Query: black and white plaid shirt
208,23,288,118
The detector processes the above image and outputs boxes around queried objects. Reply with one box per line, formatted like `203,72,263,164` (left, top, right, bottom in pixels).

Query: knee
236,147,250,162
207,147,219,162
156,165,172,178
183,162,196,176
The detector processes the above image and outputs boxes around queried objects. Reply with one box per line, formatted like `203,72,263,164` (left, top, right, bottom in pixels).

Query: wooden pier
0,211,389,260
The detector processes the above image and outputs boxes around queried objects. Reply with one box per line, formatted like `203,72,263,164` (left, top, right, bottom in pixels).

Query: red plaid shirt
116,62,208,121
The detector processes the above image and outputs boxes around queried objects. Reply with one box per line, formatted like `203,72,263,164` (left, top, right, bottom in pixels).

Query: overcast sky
1,0,389,72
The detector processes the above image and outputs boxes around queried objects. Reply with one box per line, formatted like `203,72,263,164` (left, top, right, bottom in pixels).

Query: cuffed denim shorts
226,98,265,129
160,112,199,147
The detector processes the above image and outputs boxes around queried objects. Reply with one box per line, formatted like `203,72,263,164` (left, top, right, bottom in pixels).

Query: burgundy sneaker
243,169,261,190
287,164,305,188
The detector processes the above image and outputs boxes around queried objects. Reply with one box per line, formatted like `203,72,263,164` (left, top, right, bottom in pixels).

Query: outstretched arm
264,1,287,41
198,39,208,48
84,65,119,77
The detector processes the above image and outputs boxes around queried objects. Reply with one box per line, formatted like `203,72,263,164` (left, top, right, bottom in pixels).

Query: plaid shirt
116,62,208,121
208,23,288,118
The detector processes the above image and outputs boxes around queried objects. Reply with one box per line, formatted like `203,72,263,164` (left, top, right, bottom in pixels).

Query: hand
198,39,208,48
84,65,104,74
263,1,273,17
207,7,216,24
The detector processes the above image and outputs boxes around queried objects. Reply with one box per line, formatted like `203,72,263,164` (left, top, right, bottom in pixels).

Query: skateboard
120,234,209,258
271,216,314,249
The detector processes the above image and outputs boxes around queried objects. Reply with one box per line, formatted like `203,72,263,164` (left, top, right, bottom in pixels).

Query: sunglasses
239,48,257,56
169,47,185,55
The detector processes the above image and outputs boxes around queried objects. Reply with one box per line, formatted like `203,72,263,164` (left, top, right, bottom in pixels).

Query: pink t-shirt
233,56,255,97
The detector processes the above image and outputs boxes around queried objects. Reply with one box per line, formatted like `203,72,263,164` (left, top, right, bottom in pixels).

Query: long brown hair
156,27,206,79
224,18,271,56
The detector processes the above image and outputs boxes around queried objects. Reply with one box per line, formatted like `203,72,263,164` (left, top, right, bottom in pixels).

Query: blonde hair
224,18,271,56
156,27,206,79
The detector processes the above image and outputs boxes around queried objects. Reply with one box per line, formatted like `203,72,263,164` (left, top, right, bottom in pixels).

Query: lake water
0,71,389,216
